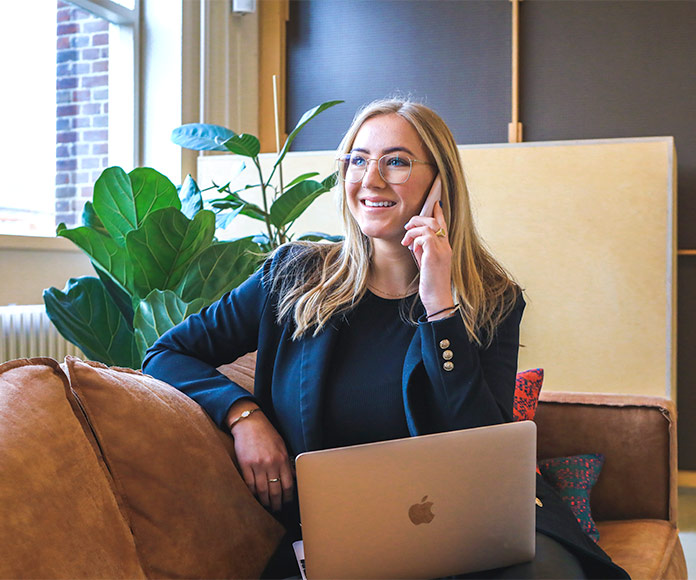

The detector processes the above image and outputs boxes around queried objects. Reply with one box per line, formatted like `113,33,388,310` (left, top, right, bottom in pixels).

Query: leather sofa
0,353,687,579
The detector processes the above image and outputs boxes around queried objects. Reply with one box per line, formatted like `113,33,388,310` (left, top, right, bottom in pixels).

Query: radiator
0,304,84,362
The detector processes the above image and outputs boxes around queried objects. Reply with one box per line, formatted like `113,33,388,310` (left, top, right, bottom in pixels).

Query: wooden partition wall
199,136,676,399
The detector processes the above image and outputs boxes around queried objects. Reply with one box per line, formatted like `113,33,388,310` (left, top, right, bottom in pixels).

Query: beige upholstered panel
198,137,676,398
462,139,676,399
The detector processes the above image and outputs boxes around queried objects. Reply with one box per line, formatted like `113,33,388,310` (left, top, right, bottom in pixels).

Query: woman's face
345,114,437,244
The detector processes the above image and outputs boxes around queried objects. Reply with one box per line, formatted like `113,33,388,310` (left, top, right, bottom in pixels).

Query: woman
143,99,628,579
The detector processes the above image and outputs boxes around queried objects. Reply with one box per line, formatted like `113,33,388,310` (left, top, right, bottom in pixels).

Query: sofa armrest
217,351,257,394
535,391,677,524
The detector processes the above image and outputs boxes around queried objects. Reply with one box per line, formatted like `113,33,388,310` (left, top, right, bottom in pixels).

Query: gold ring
434,227,447,238
267,478,281,483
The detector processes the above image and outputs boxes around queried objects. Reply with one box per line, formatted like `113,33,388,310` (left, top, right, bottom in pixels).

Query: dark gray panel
519,0,696,249
286,0,511,151
678,258,696,470
520,0,696,470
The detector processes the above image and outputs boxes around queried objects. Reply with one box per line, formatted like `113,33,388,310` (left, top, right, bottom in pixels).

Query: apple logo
408,495,435,525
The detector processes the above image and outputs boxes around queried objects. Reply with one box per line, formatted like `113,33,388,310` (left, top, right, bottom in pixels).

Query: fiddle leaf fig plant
44,167,258,369
44,99,343,369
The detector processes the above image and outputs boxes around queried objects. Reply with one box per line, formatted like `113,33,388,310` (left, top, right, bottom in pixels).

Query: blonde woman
143,100,627,579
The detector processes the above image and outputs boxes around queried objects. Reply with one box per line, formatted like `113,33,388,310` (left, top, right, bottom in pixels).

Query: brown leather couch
0,354,687,578
0,356,284,580
536,391,687,579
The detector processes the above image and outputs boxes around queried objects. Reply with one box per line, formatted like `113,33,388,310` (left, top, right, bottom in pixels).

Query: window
0,0,138,237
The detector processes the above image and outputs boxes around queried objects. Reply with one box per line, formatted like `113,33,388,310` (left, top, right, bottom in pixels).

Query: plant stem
277,168,285,246
254,157,274,244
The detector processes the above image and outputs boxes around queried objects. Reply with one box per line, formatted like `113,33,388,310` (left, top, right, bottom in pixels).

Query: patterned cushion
513,368,544,421
538,453,605,542
514,369,544,475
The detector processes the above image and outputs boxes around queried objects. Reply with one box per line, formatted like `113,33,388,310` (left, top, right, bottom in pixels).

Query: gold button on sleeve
442,349,453,361
439,339,450,349
443,361,454,371
536,497,543,508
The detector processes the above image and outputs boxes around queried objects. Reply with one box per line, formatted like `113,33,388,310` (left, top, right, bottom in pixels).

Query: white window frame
69,0,141,169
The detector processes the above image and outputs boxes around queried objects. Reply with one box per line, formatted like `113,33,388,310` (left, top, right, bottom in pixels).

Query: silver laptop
295,421,537,580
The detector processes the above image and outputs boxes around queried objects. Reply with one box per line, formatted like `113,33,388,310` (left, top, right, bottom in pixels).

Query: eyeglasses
337,153,433,185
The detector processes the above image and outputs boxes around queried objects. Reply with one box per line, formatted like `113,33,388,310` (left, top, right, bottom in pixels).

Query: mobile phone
419,175,442,220
409,175,442,256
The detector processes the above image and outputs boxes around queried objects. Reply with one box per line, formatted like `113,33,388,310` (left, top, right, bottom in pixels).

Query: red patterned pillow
538,454,605,543
514,369,544,475
513,368,544,422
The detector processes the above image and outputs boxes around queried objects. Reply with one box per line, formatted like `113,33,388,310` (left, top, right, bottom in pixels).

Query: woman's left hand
402,202,455,318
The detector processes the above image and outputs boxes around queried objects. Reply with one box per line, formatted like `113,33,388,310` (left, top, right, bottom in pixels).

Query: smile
362,200,396,208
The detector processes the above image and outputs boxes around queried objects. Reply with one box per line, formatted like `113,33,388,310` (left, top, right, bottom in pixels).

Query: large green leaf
92,167,179,246
171,123,237,152
81,201,108,235
90,167,131,244
269,179,330,228
285,172,320,189
177,238,259,303
273,100,343,171
223,134,261,158
179,174,203,219
321,171,338,191
57,223,132,294
43,277,140,369
126,208,216,299
94,265,135,330
133,290,207,361
130,167,181,222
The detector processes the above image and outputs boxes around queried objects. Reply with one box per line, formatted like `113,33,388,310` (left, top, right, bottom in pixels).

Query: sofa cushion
513,368,543,475
539,453,604,542
597,519,687,580
513,368,544,422
64,356,284,579
218,350,257,393
0,358,145,579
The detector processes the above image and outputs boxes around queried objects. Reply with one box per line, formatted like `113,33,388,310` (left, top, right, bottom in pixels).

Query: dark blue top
323,291,415,448
142,245,525,455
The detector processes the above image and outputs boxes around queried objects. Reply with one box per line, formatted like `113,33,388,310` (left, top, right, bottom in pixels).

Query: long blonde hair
272,99,520,345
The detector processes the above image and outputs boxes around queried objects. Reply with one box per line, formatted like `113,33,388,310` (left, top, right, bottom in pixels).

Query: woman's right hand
226,401,295,512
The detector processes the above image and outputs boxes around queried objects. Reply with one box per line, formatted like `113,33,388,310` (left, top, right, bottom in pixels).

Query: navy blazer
142,247,628,578
143,248,524,457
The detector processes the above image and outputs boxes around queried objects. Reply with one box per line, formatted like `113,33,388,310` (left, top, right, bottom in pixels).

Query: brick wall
56,1,109,229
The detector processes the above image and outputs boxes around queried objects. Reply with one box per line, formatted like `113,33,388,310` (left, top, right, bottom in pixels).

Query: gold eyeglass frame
337,153,434,184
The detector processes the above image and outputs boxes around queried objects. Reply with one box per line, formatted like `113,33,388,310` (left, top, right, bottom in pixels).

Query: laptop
294,420,537,580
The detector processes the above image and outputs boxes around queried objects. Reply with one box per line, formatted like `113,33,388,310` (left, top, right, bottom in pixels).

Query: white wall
0,236,93,305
